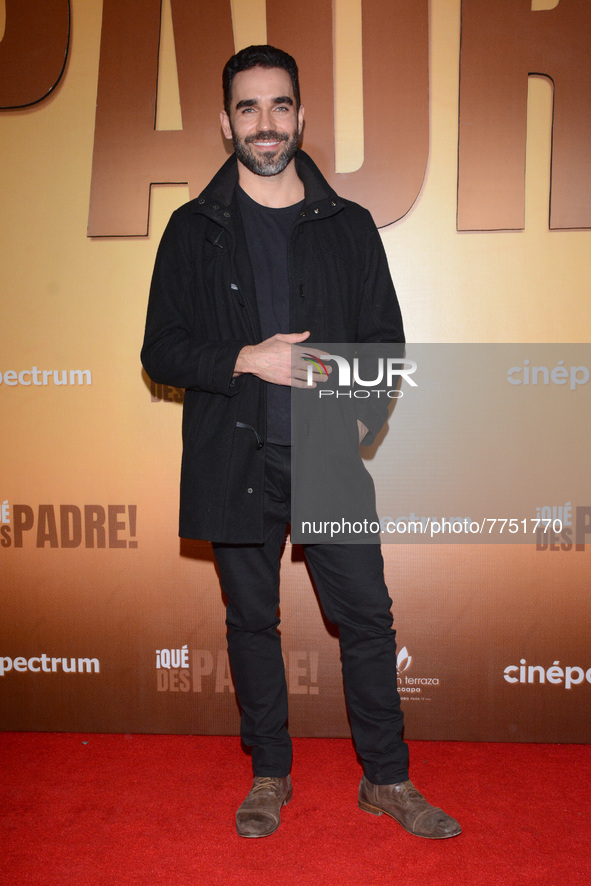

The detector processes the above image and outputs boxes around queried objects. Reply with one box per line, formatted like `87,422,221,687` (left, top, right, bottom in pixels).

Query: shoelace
251,777,282,794
402,782,424,800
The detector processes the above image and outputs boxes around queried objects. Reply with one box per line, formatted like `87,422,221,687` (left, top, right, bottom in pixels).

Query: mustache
244,131,289,144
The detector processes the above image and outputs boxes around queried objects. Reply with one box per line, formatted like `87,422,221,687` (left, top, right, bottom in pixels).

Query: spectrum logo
0,367,92,386
0,654,100,675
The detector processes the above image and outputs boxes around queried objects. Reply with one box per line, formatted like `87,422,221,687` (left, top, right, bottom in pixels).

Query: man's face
220,66,304,177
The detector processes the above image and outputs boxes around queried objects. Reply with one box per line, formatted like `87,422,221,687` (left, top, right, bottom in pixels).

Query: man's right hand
234,332,331,388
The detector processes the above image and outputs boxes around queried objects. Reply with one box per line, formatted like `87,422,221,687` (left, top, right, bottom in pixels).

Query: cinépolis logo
504,658,591,690
0,367,92,386
1,501,138,548
506,359,589,390
303,352,417,399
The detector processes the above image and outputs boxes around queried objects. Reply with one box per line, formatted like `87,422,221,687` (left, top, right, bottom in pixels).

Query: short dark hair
222,45,300,114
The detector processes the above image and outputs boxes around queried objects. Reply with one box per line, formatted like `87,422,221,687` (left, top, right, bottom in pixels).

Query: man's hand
234,332,331,388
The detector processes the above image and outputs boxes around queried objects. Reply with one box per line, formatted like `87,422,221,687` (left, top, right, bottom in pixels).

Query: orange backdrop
1,0,590,741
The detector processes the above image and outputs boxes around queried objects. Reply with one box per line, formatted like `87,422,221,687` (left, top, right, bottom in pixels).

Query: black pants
213,444,409,785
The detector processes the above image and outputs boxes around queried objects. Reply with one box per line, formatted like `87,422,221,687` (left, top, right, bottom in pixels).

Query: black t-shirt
237,186,303,445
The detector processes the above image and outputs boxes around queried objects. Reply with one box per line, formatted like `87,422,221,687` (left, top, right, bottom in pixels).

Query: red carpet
1,734,589,886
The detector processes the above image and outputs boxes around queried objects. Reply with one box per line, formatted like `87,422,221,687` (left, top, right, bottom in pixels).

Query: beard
232,127,300,177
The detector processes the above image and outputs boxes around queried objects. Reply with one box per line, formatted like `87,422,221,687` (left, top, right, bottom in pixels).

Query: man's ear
298,105,305,137
220,110,232,140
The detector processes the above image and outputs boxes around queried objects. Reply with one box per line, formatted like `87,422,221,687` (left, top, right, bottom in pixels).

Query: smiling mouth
246,133,288,149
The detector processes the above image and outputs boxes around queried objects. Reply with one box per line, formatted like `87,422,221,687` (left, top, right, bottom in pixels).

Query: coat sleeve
355,213,405,444
141,210,248,396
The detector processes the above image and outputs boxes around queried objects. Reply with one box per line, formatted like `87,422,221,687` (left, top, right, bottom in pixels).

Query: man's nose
259,107,272,130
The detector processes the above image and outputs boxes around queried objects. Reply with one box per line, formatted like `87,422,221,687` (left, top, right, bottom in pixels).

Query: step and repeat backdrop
1,0,590,742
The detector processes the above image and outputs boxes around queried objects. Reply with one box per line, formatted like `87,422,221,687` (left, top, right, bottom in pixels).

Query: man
142,45,460,841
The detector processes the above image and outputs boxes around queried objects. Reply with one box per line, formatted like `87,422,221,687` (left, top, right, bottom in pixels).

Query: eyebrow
235,96,294,110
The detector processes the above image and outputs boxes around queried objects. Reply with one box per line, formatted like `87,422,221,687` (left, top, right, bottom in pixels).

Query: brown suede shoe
358,776,461,839
236,776,293,838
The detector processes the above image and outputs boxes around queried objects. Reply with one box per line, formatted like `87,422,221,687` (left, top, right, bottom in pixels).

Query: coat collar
192,150,344,225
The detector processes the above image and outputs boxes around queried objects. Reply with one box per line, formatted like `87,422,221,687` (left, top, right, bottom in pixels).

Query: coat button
198,198,205,204
314,208,319,214
223,211,230,218
247,487,253,494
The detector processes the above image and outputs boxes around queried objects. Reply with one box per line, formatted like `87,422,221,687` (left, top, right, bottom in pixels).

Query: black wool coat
141,150,404,542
